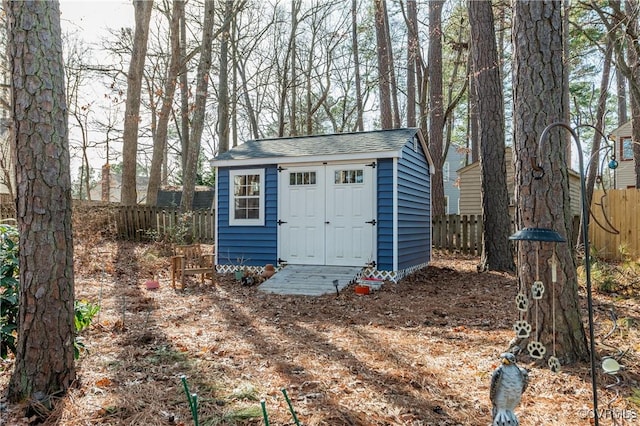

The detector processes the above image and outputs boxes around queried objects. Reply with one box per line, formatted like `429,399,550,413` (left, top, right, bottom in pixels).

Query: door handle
325,221,330,224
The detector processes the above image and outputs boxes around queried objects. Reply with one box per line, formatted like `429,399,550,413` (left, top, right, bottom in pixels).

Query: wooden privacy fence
589,189,640,261
0,204,16,223
115,206,215,243
432,214,580,256
432,214,483,255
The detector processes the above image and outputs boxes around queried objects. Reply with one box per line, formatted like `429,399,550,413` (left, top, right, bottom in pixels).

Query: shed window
621,137,634,161
229,169,265,226
289,171,316,185
335,169,364,184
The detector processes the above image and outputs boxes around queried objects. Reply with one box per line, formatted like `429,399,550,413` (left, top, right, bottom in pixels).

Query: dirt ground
1,221,640,425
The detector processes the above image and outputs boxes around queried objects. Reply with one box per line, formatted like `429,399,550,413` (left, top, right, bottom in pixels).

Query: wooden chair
170,244,215,289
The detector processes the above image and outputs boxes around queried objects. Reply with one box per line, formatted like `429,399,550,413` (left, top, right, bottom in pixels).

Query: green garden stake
180,375,199,426
191,393,199,426
181,375,194,412
260,399,270,426
281,388,301,426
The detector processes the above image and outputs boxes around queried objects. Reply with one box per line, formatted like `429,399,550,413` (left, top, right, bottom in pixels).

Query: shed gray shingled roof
214,128,421,161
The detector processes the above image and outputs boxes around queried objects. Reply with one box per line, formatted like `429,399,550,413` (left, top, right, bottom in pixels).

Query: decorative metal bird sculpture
490,353,529,426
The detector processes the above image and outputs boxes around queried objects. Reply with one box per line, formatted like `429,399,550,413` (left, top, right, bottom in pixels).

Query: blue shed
211,128,434,282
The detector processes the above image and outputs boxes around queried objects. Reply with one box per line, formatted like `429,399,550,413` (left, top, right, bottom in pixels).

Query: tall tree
218,0,233,154
276,0,300,136
468,0,514,273
382,0,400,128
121,0,153,205
512,1,588,362
405,0,418,128
179,3,189,172
374,0,393,129
181,0,215,211
617,68,628,125
352,0,364,131
6,0,76,406
146,0,183,205
428,0,446,216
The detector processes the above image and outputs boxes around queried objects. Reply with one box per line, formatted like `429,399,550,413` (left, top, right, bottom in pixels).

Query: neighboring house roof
157,187,214,210
609,120,631,138
212,128,435,170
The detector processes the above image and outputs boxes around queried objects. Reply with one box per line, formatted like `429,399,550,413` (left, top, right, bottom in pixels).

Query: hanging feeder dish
509,227,566,243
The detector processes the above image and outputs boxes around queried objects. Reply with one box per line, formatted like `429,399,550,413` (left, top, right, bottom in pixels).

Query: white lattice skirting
216,261,430,284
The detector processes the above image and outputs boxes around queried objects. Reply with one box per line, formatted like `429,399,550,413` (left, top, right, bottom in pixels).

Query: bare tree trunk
381,0,400,128
7,0,76,404
289,0,298,136
181,0,215,211
352,0,364,131
277,1,299,136
218,0,232,154
428,0,445,216
468,68,479,163
147,0,183,206
469,0,514,273
236,60,259,139
374,0,392,129
231,11,239,148
121,0,153,205
180,5,189,172
406,0,418,127
513,0,588,363
617,68,628,124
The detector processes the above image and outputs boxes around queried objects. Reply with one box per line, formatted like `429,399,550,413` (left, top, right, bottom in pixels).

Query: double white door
278,163,375,266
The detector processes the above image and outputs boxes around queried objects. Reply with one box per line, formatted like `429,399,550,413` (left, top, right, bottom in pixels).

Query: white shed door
278,164,375,266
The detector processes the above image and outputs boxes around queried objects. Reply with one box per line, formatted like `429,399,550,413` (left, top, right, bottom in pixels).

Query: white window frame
621,137,634,161
229,168,265,226
443,162,450,182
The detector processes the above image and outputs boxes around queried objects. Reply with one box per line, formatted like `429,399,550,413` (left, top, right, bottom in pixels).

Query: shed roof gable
212,128,434,170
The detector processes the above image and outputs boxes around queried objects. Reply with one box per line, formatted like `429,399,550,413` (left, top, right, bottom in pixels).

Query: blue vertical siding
397,138,431,269
376,158,394,270
217,165,278,266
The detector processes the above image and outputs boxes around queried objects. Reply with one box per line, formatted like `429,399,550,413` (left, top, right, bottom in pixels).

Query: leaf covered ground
1,207,639,425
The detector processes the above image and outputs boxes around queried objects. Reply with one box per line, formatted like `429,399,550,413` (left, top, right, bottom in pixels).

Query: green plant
74,299,100,333
73,300,100,359
147,211,194,247
0,224,19,359
1,225,100,360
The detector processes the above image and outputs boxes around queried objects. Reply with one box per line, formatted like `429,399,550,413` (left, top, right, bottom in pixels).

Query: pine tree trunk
7,0,76,404
513,1,588,364
428,0,445,216
468,0,514,273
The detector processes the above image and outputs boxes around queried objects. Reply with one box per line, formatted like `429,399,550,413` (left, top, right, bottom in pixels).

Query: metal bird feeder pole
510,122,618,426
